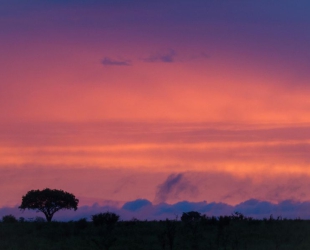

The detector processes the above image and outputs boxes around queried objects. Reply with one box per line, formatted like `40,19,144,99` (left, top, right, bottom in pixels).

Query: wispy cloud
155,173,183,204
154,173,198,204
2,155,310,208
142,50,176,63
101,57,132,66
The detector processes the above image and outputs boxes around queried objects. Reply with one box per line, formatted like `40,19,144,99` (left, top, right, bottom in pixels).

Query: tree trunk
44,212,53,222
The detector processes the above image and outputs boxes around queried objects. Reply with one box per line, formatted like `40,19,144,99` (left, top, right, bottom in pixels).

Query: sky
1,0,310,219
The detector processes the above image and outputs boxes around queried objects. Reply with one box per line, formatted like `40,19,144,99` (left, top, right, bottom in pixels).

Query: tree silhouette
91,212,120,228
19,188,79,222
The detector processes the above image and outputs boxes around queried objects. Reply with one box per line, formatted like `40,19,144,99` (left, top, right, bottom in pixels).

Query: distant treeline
1,211,310,249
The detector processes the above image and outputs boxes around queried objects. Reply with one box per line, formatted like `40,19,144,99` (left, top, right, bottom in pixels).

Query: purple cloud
143,50,176,63
3,199,310,221
122,199,152,211
154,173,198,204
101,57,132,66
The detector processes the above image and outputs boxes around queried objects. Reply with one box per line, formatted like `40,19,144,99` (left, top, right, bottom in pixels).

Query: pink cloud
2,166,310,209
1,1,310,218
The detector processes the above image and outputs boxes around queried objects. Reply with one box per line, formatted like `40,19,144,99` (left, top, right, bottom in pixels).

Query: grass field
0,215,310,250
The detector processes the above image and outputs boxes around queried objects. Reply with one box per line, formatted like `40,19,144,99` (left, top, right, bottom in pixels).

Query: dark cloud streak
101,57,132,66
154,173,198,204
142,50,176,63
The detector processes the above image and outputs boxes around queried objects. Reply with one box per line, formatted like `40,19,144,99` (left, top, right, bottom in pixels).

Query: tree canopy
19,188,79,222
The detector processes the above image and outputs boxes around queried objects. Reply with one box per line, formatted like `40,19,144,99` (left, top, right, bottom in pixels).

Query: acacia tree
19,188,79,222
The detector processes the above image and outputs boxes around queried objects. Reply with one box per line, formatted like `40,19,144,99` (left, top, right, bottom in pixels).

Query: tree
19,188,79,222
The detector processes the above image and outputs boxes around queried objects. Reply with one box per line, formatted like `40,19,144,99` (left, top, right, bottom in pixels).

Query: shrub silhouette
2,214,18,223
181,211,202,222
91,212,119,227
231,211,245,221
19,188,79,222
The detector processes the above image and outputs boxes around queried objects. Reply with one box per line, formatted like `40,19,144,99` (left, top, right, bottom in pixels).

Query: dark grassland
1,217,310,250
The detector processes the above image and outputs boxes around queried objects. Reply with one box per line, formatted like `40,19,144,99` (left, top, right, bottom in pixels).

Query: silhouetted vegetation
2,214,17,223
19,188,79,222
1,211,310,249
181,211,202,222
92,212,120,228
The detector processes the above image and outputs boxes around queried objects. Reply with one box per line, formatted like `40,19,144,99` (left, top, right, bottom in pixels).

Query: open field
1,216,310,250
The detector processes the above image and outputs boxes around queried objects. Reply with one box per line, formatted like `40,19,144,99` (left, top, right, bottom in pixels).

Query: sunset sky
1,1,310,218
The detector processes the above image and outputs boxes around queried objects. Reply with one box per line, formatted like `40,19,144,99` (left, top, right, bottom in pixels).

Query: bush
2,214,18,223
181,211,202,222
91,212,119,227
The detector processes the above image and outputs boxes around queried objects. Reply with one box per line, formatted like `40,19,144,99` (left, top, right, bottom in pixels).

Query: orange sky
1,1,310,208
